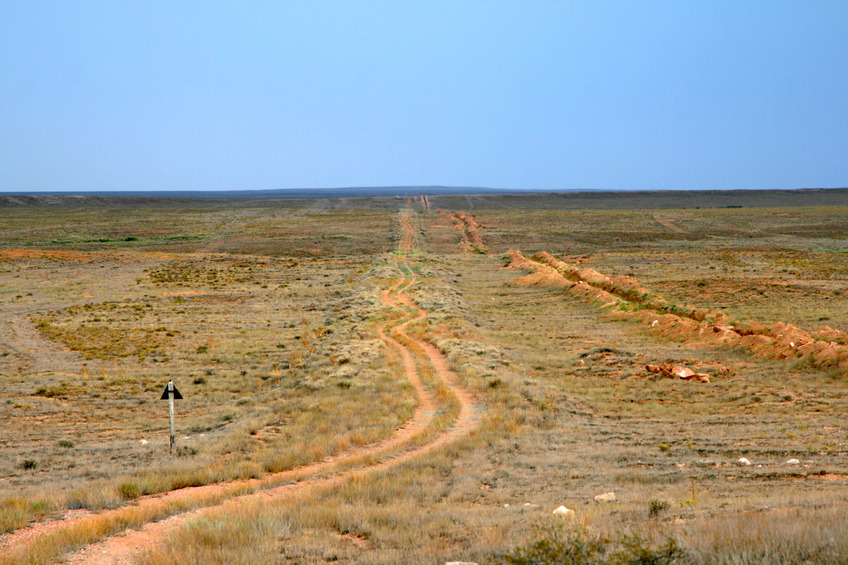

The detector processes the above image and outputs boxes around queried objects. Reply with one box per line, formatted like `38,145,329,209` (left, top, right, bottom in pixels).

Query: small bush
21,460,37,470
58,439,75,448
501,526,684,565
649,498,670,518
117,481,141,500
502,526,606,565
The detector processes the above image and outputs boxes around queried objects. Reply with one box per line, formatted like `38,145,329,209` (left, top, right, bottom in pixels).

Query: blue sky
1,1,846,192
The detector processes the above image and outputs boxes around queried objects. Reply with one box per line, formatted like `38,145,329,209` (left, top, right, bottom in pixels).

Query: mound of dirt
508,249,848,375
453,212,487,254
503,250,540,271
509,269,571,288
811,326,848,343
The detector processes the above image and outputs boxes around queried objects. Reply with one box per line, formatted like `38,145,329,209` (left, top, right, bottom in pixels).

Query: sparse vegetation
501,525,684,565
1,195,848,563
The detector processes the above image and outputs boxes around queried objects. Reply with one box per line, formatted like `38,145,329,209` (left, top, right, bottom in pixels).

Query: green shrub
501,526,684,565
648,498,670,518
117,482,141,500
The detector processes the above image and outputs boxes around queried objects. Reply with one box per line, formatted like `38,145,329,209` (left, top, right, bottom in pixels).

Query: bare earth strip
399,213,415,254
3,218,479,565
506,248,848,373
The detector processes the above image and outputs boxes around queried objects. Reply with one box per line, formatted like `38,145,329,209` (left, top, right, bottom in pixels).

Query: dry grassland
1,197,848,564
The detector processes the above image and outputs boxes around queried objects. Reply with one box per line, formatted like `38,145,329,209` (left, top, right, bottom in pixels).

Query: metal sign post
160,380,183,452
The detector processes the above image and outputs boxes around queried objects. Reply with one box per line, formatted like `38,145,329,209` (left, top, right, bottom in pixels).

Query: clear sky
1,1,846,192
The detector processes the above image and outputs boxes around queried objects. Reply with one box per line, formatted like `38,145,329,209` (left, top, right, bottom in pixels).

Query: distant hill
0,187,846,210
0,186,539,200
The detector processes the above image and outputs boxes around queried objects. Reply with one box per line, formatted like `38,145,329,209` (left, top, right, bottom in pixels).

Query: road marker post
160,380,183,452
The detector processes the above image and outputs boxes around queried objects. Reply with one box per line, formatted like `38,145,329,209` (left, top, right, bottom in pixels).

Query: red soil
2,222,480,565
504,249,848,373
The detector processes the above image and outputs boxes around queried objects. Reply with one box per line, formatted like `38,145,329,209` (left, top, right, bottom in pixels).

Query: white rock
139,439,148,445
738,457,752,466
552,505,575,518
786,458,800,465
674,366,695,379
445,562,478,565
594,492,616,503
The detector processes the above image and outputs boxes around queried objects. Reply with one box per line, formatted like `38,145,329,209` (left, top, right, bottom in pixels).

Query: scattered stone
646,364,710,382
738,457,752,466
673,366,695,379
445,562,478,565
594,492,616,503
786,458,801,465
552,505,575,518
139,439,148,445
521,502,541,511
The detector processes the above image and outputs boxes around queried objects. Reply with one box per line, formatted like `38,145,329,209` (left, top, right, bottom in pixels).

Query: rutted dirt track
439,210,487,254
1,214,479,565
399,213,415,254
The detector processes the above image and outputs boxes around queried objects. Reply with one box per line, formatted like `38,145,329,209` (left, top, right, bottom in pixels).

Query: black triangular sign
160,382,184,400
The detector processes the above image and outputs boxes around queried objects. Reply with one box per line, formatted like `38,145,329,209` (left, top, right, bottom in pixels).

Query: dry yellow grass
2,200,848,563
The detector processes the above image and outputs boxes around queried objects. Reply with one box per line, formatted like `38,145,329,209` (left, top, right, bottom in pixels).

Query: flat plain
1,190,848,564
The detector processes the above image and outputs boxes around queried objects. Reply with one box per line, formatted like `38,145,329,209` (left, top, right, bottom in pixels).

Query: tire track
399,212,415,254
440,210,487,254
4,222,479,565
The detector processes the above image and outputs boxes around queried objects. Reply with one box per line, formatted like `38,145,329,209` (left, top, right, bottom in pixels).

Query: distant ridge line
1,186,572,199
1,187,846,210
0,186,846,200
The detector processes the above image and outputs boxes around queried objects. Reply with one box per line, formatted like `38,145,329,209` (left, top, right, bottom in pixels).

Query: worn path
1,213,480,565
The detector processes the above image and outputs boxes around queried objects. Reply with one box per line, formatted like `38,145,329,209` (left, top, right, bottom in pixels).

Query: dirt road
1,216,479,565
399,212,415,254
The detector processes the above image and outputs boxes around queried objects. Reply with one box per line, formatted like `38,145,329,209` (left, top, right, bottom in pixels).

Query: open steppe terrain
1,189,848,564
